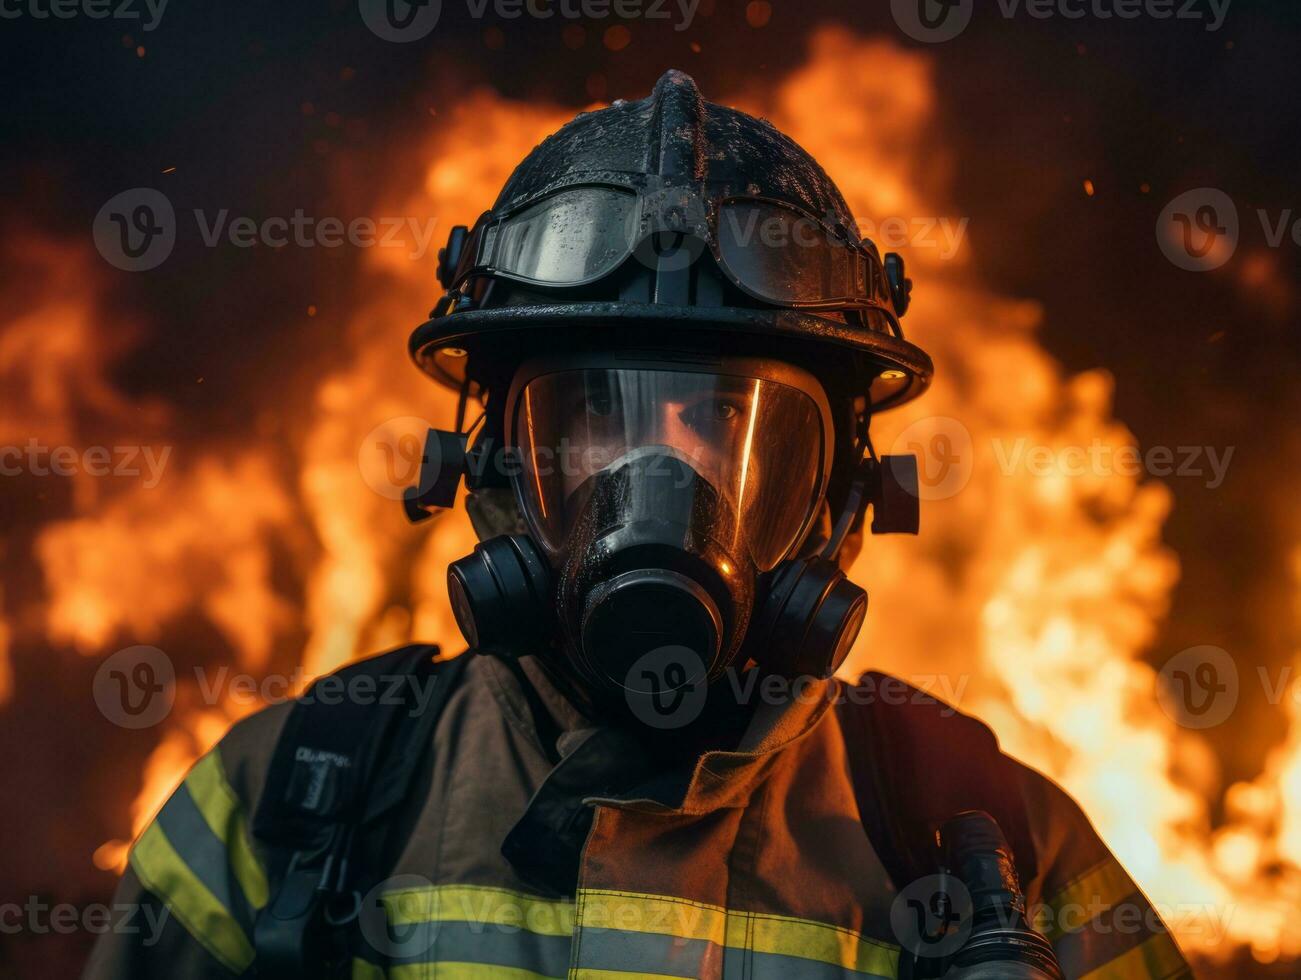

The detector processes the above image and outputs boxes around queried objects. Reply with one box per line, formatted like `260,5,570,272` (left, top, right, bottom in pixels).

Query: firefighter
85,71,1192,980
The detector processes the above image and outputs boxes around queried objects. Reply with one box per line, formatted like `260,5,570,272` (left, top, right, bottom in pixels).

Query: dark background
2,0,1299,974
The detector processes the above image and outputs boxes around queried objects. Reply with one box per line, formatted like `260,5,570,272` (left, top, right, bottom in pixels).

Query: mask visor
511,364,830,571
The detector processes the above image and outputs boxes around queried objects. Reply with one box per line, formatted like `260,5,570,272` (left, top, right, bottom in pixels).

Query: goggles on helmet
450,183,895,315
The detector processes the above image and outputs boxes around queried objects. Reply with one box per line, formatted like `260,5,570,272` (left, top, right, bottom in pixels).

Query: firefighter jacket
84,651,1194,980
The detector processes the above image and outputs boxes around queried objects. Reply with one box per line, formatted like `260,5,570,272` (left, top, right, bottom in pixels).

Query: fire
9,27,1300,969
37,455,298,664
0,585,10,707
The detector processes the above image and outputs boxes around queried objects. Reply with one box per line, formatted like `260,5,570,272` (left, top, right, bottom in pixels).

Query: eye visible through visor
510,366,831,571
451,185,891,313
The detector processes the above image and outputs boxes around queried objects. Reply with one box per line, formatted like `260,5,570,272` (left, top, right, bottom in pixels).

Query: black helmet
410,69,931,413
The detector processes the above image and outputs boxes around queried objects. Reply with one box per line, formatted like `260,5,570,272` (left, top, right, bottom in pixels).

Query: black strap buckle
253,845,352,977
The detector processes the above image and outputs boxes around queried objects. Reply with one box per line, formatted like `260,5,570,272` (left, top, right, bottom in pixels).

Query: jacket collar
485,653,836,815
607,672,837,814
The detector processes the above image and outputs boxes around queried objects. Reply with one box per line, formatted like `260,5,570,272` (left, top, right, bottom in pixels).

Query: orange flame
0,585,10,707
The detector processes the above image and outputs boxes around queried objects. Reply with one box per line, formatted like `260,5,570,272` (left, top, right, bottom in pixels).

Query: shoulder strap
251,644,468,978
837,671,1038,891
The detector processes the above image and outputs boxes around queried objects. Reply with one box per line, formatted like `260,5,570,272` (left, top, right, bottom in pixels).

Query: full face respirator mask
437,352,887,700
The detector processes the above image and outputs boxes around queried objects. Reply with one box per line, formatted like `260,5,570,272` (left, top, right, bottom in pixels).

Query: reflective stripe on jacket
84,652,1192,980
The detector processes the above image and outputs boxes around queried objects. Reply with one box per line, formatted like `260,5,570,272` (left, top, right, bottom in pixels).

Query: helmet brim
409,302,933,412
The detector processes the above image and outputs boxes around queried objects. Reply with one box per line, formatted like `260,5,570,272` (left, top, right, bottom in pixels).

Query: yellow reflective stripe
129,821,255,974
1043,859,1135,941
391,965,560,980
372,884,898,978
352,959,387,980
578,889,897,976
185,749,269,909
748,911,900,977
579,889,724,944
1078,931,1188,980
382,883,575,936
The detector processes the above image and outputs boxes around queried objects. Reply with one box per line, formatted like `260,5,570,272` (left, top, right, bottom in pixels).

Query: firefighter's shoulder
1008,758,1194,979
833,670,1194,979
114,698,291,977
107,644,473,976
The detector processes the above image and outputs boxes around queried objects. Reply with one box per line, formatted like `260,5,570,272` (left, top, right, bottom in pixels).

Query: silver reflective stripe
153,780,256,936
384,919,572,976
575,925,721,977
127,749,268,975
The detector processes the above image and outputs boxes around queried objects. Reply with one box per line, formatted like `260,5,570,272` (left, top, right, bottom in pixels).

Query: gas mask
442,352,879,700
